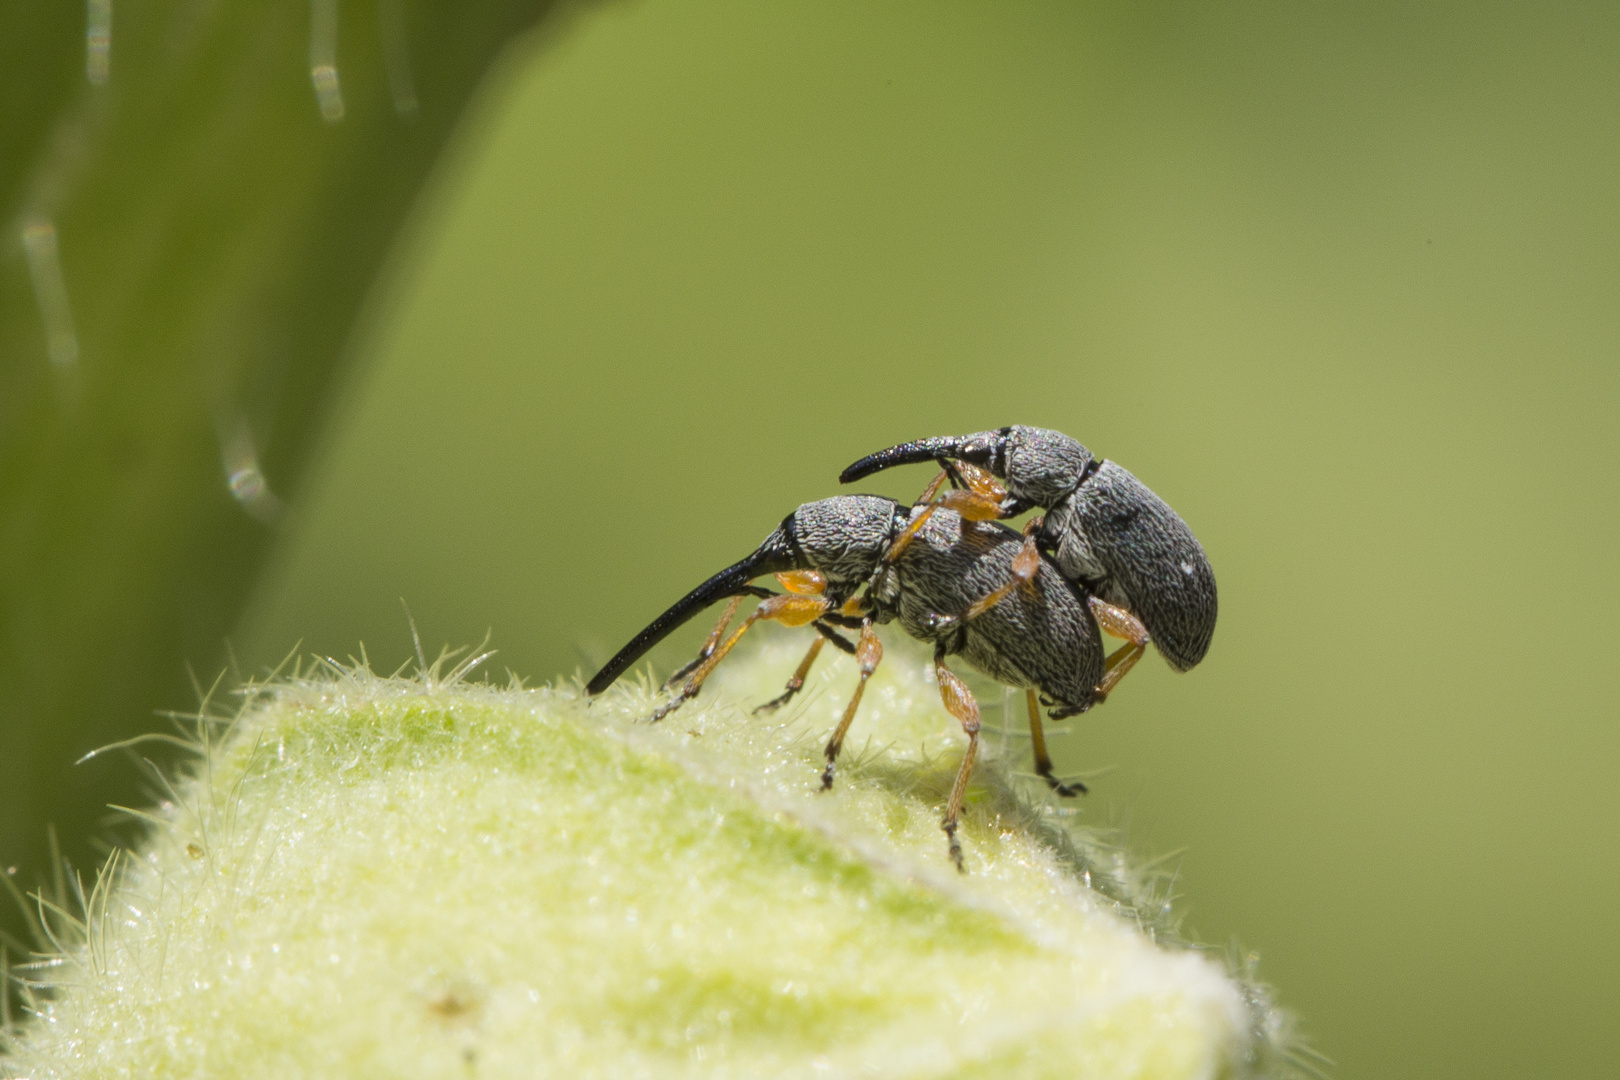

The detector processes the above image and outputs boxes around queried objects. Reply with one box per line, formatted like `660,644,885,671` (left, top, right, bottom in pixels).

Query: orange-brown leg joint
839,595,871,618
1087,596,1149,703
775,570,827,595
934,487,1005,522
821,623,883,790
951,461,1008,502
935,657,982,872
1088,597,1149,644
765,592,837,627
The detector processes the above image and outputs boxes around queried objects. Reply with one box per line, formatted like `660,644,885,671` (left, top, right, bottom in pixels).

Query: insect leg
926,533,1042,635
752,568,859,713
913,468,950,505
813,620,860,652
1087,596,1151,703
882,471,949,563
935,648,982,873
819,622,883,790
753,635,826,714
885,468,1008,565
933,486,1008,521
943,460,1008,504
663,595,745,689
1026,688,1085,797
650,592,831,723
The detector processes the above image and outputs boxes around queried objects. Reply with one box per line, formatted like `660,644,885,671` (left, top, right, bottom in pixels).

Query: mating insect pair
587,426,1217,870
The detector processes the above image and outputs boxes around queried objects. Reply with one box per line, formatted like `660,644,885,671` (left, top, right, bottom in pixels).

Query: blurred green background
6,1,1619,1078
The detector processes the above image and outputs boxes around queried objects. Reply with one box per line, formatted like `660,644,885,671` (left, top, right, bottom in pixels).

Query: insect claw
944,821,965,873
647,691,691,724
752,692,791,715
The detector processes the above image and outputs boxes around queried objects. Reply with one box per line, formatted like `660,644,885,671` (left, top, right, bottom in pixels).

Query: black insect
587,490,1142,871
840,425,1218,693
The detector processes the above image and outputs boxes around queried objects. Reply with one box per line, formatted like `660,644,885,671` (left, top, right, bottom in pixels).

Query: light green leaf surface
1,639,1306,1078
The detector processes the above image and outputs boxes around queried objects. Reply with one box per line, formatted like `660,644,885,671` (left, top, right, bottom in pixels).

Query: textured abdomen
892,509,1103,711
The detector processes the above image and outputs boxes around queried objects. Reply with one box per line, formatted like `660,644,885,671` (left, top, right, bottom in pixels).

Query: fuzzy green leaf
1,640,1308,1078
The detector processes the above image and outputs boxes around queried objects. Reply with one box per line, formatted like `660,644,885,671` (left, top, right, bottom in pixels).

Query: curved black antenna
586,529,799,695
838,431,1003,485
